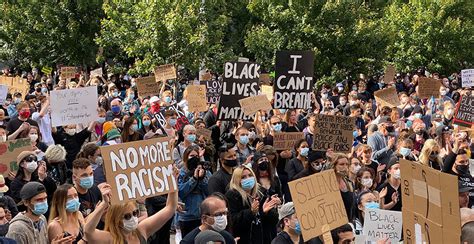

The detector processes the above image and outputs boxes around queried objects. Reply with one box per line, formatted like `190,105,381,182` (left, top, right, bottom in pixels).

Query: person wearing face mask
251,153,282,199
76,142,106,185
408,119,429,154
418,139,443,170
438,86,454,104
6,92,22,119
84,169,178,244
355,167,377,194
31,95,54,146
29,126,47,154
232,127,256,167
442,101,456,126
348,157,362,183
105,98,125,122
208,144,238,195
442,145,474,208
160,90,174,107
180,193,235,244
148,96,162,115
331,153,356,221
159,109,178,138
367,116,396,165
173,125,200,169
0,127,7,143
293,150,326,180
139,114,157,135
271,202,300,244
6,182,53,243
377,157,401,211
353,191,380,237
47,184,85,243
395,138,417,161
120,116,143,143
90,108,107,142
286,139,309,181
6,102,38,138
226,166,280,244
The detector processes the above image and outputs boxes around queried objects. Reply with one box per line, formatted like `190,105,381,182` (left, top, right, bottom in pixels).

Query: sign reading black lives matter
218,61,260,121
454,95,474,126
274,51,314,109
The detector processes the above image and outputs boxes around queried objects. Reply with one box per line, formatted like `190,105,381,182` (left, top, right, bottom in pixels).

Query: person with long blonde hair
48,184,85,243
225,166,280,244
330,153,355,221
84,171,178,244
418,139,443,170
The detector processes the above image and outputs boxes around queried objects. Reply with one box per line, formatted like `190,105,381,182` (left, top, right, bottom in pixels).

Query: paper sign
0,85,8,105
154,104,189,132
186,85,208,112
136,76,160,97
196,128,212,140
362,209,402,242
273,132,304,150
154,64,177,82
199,70,212,81
274,51,314,109
0,138,32,176
217,61,260,121
259,73,271,85
50,86,99,127
383,65,396,84
461,69,474,88
374,87,400,108
418,77,441,99
41,66,53,75
289,170,348,241
312,114,355,153
200,80,221,104
90,68,103,78
60,66,76,79
238,94,272,116
261,85,273,101
454,95,474,126
101,137,177,204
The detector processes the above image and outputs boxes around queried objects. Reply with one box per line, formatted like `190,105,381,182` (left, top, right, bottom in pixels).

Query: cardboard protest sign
218,61,260,121
0,138,32,176
6,77,30,97
274,51,314,109
418,77,441,99
238,94,272,116
136,76,160,97
259,73,271,85
374,87,400,108
199,70,212,81
101,137,177,204
461,69,474,88
186,85,208,112
312,114,355,153
50,86,99,127
196,127,212,140
273,132,304,150
362,209,402,242
454,95,474,126
60,66,76,79
289,170,348,241
0,85,8,105
400,159,461,244
154,104,189,132
261,85,273,101
383,65,396,84
90,68,103,78
154,64,177,82
200,80,221,104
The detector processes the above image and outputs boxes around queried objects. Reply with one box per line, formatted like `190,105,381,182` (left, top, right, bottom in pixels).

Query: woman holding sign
84,168,179,244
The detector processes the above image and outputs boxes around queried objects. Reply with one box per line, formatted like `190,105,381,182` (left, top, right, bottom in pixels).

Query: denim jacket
177,167,211,221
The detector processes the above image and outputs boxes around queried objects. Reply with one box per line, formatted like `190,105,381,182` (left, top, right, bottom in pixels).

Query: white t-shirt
31,112,55,146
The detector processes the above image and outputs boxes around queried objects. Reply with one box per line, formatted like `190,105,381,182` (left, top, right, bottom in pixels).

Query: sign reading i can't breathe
101,137,177,204
274,51,314,109
217,61,260,121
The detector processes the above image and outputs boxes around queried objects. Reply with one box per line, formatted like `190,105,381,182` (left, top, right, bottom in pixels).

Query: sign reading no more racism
274,51,314,109
217,61,260,121
101,137,177,204
50,86,99,127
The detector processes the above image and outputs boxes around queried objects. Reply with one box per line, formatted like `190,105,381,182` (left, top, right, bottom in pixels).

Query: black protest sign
154,104,189,132
454,95,474,126
200,80,221,104
274,51,314,109
218,61,260,121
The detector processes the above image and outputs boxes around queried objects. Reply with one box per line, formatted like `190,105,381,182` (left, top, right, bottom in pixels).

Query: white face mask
393,169,401,179
210,215,227,232
65,129,76,136
0,135,6,142
29,134,38,142
248,131,256,140
352,165,361,174
361,178,373,188
123,216,138,232
25,161,38,173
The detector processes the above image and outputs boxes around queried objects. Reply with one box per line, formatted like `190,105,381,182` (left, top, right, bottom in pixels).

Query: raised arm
84,187,112,242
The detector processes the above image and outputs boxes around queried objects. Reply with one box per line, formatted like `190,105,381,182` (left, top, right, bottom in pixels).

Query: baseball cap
150,96,160,104
20,182,46,201
278,202,296,222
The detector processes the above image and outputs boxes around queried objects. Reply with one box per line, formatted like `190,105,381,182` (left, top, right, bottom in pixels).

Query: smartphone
63,232,71,238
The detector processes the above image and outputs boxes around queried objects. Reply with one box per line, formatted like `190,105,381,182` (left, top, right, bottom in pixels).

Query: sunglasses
123,209,139,220
24,155,38,162
271,122,281,125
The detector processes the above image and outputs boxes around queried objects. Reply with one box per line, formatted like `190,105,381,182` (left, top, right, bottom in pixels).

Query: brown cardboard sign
383,65,396,84
101,137,177,204
136,76,161,97
186,85,208,112
60,66,76,80
261,85,274,101
199,71,212,81
9,77,29,97
154,64,177,82
238,94,272,116
196,127,212,141
289,170,348,241
374,86,400,108
273,132,304,150
90,68,103,78
0,138,32,176
312,114,355,153
418,77,441,99
259,73,271,85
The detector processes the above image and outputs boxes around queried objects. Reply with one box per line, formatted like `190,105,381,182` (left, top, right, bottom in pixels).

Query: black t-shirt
180,227,234,244
376,181,402,211
78,185,102,218
6,117,38,135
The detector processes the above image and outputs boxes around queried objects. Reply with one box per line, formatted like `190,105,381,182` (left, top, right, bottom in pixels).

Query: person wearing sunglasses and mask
181,193,235,244
367,116,396,166
293,150,326,180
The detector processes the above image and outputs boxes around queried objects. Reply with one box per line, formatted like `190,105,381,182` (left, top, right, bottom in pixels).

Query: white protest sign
461,69,474,88
90,68,103,78
0,85,8,105
362,208,402,243
50,86,99,127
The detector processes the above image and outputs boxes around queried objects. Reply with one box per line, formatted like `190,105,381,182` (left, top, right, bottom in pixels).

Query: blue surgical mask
300,147,309,157
279,109,286,114
365,202,380,209
66,198,81,213
97,117,106,124
435,121,443,127
131,124,139,132
41,88,48,94
187,134,196,143
32,201,48,216
414,113,422,119
406,120,413,128
169,118,177,126
239,135,249,145
111,106,121,114
79,176,94,189
143,120,151,127
164,96,172,103
294,221,301,235
273,123,282,132
400,147,411,157
112,91,119,97
241,177,256,190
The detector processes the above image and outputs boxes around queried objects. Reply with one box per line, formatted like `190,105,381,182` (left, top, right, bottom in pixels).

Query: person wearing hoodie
44,144,68,186
6,182,74,243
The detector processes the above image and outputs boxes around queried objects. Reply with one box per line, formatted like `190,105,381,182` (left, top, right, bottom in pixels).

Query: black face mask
258,161,269,171
456,164,470,175
415,130,424,135
385,126,395,133
0,223,8,236
187,156,200,171
224,159,237,167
